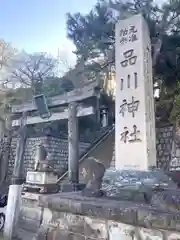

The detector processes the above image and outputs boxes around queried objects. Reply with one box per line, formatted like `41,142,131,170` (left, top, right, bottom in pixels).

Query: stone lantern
100,105,108,127
23,144,58,193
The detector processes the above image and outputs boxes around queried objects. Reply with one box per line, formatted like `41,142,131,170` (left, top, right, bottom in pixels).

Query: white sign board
115,14,156,170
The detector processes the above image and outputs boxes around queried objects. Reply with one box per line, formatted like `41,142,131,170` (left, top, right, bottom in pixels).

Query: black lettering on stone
120,28,128,37
128,25,138,42
120,127,129,143
134,72,138,88
127,74,130,88
119,28,128,45
120,49,137,68
129,125,141,143
120,125,141,143
119,96,140,118
127,96,139,118
121,78,123,90
119,99,127,117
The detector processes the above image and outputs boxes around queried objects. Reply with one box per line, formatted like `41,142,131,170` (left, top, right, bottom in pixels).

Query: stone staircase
58,125,115,184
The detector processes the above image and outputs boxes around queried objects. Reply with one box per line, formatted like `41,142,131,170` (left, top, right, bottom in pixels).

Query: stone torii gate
11,81,99,184
4,81,100,239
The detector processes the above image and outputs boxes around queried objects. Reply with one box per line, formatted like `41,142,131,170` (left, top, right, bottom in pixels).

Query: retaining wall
17,192,180,240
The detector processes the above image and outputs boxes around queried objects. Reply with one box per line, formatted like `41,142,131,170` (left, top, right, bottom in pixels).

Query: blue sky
0,0,164,69
0,0,97,66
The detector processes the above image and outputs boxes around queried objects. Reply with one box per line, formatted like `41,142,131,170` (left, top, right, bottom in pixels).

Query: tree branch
11,52,57,89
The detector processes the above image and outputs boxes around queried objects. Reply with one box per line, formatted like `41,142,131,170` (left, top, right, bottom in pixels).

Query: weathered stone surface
7,136,91,182
35,214,108,240
156,125,174,170
26,171,57,185
5,126,110,183
102,168,177,206
81,157,105,197
38,192,180,232
47,229,85,240
33,224,49,240
17,193,51,237
166,232,180,239
20,206,43,221
60,183,85,192
108,222,163,240
35,212,180,240
111,124,175,170
84,217,108,239
18,217,41,232
18,228,36,240
21,197,38,208
16,191,180,240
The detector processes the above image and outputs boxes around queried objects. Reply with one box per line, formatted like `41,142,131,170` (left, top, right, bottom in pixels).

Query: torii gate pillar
68,102,79,183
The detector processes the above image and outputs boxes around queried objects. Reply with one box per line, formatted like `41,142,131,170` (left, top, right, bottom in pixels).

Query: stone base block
26,171,57,185
23,183,59,194
60,183,85,192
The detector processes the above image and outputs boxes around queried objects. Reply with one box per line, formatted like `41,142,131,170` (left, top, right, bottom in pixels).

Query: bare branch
12,70,31,86
11,52,58,90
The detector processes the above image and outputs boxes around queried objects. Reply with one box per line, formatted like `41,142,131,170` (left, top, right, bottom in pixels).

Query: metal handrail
56,125,115,183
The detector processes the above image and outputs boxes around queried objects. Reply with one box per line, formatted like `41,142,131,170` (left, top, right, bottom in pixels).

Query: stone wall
7,137,90,181
1,124,177,184
41,214,180,240
16,192,180,240
3,126,111,183
110,143,115,168
156,124,174,170
110,124,175,169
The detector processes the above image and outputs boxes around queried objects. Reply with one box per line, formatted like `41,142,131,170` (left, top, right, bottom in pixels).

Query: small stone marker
115,14,156,170
23,144,58,193
26,171,57,185
81,157,105,197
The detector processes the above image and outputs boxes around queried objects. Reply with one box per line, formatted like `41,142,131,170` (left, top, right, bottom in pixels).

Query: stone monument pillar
115,14,156,170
